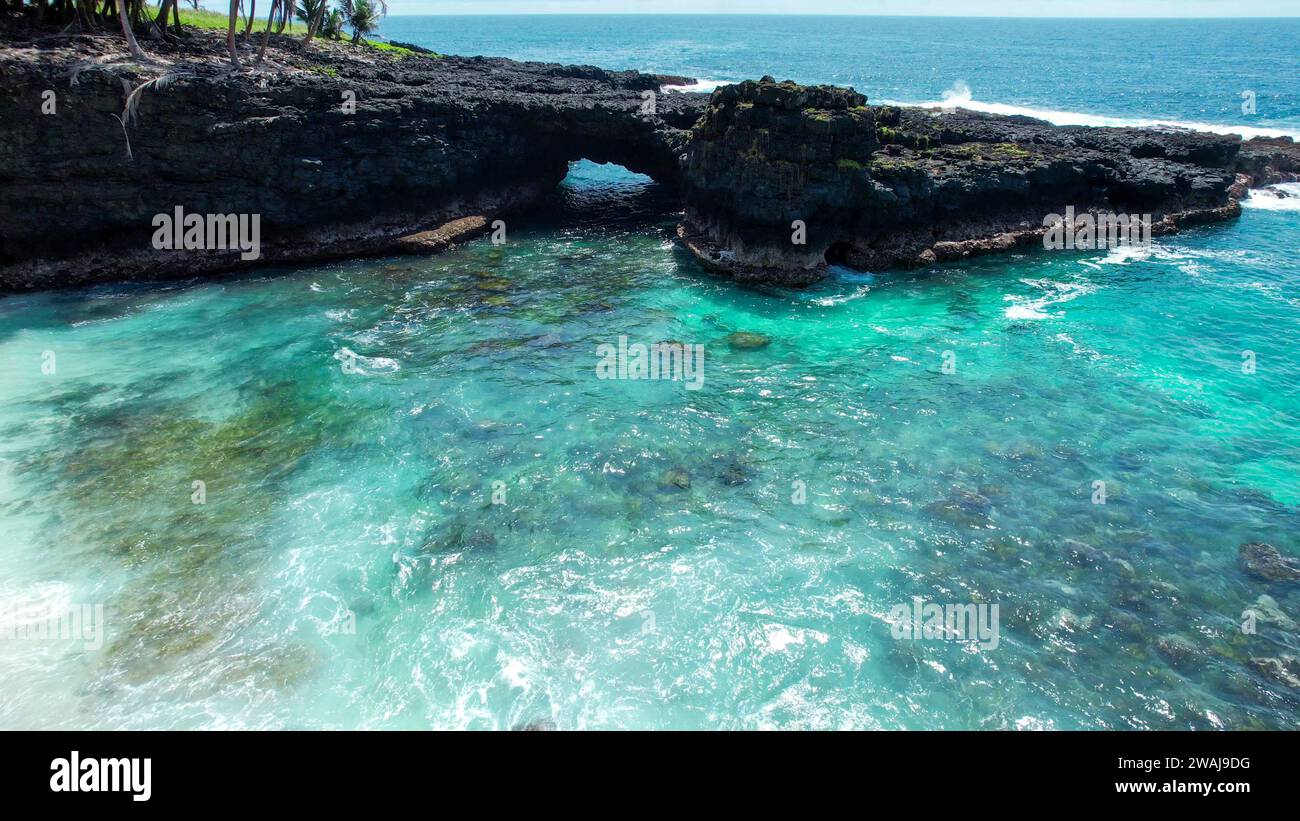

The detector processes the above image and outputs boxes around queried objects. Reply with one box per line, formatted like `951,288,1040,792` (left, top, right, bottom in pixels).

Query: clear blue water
1,18,1299,729
380,15,1300,138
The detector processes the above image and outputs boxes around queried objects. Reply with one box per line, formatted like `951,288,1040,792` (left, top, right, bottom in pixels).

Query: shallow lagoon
0,162,1297,729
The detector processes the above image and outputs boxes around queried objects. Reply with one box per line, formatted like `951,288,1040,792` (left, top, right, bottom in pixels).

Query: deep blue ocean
381,15,1300,138
0,16,1297,729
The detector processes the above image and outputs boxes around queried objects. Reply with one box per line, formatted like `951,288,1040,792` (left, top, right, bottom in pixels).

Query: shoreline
1,24,1298,291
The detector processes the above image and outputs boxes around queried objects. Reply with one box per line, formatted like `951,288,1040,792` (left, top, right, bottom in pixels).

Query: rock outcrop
680,78,879,285
2,25,1298,290
679,76,1287,284
1239,542,1300,584
0,26,706,288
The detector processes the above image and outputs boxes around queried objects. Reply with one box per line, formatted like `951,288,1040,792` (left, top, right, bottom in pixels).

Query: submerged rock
925,488,994,528
1238,542,1300,583
1249,656,1300,689
718,462,751,486
724,331,773,351
420,519,498,553
1053,608,1095,633
660,467,692,490
512,718,558,731
1248,594,1297,631
1156,634,1203,668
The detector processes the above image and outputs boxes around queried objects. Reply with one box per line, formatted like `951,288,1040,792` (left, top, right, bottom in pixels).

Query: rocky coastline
1,23,1298,290
680,77,1297,285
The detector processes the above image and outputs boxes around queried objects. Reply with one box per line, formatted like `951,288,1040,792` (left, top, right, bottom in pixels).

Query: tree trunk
254,0,276,66
243,0,256,36
154,0,173,30
76,0,94,31
226,0,241,68
304,0,326,45
117,0,148,60
144,0,166,38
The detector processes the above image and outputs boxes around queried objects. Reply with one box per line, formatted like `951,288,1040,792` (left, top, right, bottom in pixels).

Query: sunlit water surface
1,160,1298,729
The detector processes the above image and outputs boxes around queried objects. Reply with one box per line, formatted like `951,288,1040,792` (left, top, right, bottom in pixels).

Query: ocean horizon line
381,12,1300,19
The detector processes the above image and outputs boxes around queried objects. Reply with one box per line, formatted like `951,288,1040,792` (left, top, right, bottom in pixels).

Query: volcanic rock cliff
1,25,1297,290
0,26,705,288
678,76,1294,285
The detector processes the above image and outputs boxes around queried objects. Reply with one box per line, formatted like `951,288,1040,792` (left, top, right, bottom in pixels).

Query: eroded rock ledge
0,25,705,289
1,26,1297,290
680,76,1299,285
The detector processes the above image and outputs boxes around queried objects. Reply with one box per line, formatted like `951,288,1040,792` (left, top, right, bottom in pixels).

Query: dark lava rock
677,77,1278,284
4,26,1296,290
680,77,877,284
0,26,707,289
1239,542,1300,583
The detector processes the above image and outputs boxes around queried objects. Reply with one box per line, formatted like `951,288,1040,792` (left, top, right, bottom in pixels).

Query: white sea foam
663,77,1300,141
881,81,1300,141
810,284,872,307
1003,277,1098,321
1241,183,1300,211
1097,244,1156,265
660,78,733,94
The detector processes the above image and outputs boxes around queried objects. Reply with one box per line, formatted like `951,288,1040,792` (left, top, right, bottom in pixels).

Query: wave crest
885,82,1300,141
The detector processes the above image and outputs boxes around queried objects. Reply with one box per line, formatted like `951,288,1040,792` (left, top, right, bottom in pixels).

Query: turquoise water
2,20,1300,729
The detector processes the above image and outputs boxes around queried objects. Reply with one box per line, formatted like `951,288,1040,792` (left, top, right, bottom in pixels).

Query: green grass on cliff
174,9,429,58
366,40,422,57
177,7,297,32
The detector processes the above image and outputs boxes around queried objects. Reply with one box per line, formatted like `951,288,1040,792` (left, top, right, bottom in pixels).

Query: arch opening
824,240,857,267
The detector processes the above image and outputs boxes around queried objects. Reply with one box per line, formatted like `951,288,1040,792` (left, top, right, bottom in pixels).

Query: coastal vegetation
4,0,393,66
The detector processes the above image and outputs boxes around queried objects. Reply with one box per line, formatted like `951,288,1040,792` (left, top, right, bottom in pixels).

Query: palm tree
226,0,241,68
345,0,382,44
255,0,280,66
303,0,328,43
295,0,325,27
117,0,148,60
322,7,345,40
